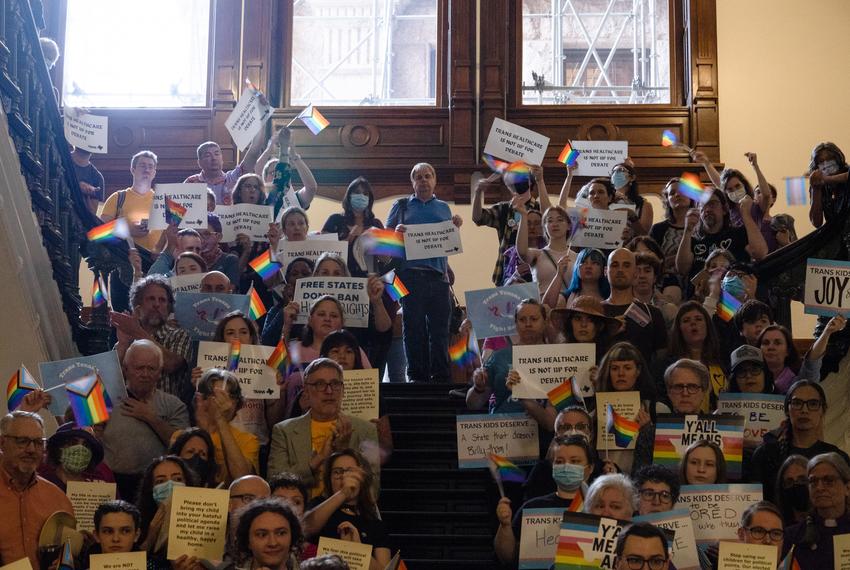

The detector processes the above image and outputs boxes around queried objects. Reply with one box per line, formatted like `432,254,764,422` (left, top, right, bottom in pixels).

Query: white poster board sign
484,117,550,165
568,208,628,250
518,508,563,569
403,221,463,261
595,391,641,451
64,110,109,153
169,273,207,294
148,183,208,230
292,277,370,328
215,203,274,242
341,369,380,422
197,341,279,399
717,393,786,449
456,413,540,468
634,509,700,570
804,258,850,316
568,140,628,177
225,87,273,151
677,484,763,544
278,238,348,268
511,343,596,399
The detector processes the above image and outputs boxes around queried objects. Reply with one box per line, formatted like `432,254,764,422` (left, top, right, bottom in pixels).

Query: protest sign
66,481,117,532
804,258,850,316
634,509,700,570
465,283,540,339
215,203,274,242
511,344,596,399
197,342,278,399
316,537,372,570
519,508,563,569
835,534,850,570
568,141,628,177
717,541,777,570
456,413,539,468
174,292,250,340
567,207,628,250
40,351,126,417
278,238,348,269
0,560,33,570
653,414,745,479
595,391,641,451
271,187,303,217
225,87,273,151
557,512,626,570
717,393,786,449
90,552,147,570
341,369,379,422
403,221,463,261
677,484,763,544
292,277,370,328
148,183,208,230
166,486,229,560
169,273,207,294
483,118,550,165
64,110,108,153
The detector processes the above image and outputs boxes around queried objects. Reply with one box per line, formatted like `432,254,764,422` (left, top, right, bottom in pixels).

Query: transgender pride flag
785,176,808,206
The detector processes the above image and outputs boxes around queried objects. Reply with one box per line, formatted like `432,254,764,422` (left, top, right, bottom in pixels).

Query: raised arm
746,152,772,215
739,196,768,261
289,137,318,208
530,164,552,212
691,150,723,189
557,164,578,208
472,172,501,226
515,202,532,263
675,208,701,276
809,170,825,228
241,128,268,174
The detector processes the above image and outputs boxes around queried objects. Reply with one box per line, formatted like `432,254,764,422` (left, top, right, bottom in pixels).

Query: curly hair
321,449,379,520
233,498,304,566
129,275,175,314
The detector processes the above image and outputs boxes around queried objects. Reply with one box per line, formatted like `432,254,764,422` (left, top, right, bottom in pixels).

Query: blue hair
563,248,610,298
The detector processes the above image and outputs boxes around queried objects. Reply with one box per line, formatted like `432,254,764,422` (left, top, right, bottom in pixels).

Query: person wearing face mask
39,422,115,493
168,427,220,488
136,455,198,552
775,455,810,525
808,142,849,228
494,435,594,564
610,162,653,237
321,177,385,277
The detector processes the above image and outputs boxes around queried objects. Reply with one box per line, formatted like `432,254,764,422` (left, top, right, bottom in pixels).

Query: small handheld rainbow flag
164,197,187,226
66,374,112,427
296,104,330,135
661,130,678,147
778,545,800,570
227,341,241,372
248,287,267,320
482,153,511,173
678,172,711,205
717,290,742,322
606,403,639,448
266,339,291,373
363,228,406,258
91,275,109,308
449,333,476,367
58,538,74,570
249,249,282,282
568,489,584,512
785,176,808,206
488,453,526,484
381,270,410,301
547,377,583,411
557,143,581,167
87,218,131,243
6,364,40,411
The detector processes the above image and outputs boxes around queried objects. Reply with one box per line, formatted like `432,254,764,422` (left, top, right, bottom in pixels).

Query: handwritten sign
341,369,379,422
568,140,628,177
464,283,540,339
717,393,786,449
568,207,628,250
595,391,641,451
835,533,850,570
557,512,626,570
215,203,274,243
634,509,700,570
653,414,745,479
519,508,563,569
166,486,229,561
316,537,372,570
39,351,126,417
677,484,763,544
403,221,463,261
278,238,349,268
148,183,209,230
804,258,850,316
511,343,596,399
197,342,278,399
169,273,207,294
717,541,777,570
64,110,109,153
483,117,550,165
89,551,147,570
225,87,273,151
292,277,370,328
66,481,117,532
456,413,539,469
173,292,250,340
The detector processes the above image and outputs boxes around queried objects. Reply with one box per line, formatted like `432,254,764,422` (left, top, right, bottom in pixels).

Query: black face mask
185,454,213,482
786,482,810,512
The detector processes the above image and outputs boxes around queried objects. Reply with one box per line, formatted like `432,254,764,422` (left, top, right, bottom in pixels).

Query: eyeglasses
331,467,358,478
3,436,46,449
230,494,257,504
808,475,841,487
622,555,668,570
736,367,762,379
744,526,784,542
668,383,703,395
556,422,590,434
639,489,673,503
306,380,344,392
789,398,822,411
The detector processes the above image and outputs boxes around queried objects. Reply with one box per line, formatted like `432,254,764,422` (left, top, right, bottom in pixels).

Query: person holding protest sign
516,201,576,301
185,130,268,206
679,439,726,485
584,473,636,520
650,178,695,304
611,162,653,236
261,257,315,346
580,178,616,211
321,177,385,277
259,127,318,209
759,318,845,393
136,455,198,551
233,497,304,570
281,206,310,242
559,248,610,308
38,421,115,492
146,228,202,277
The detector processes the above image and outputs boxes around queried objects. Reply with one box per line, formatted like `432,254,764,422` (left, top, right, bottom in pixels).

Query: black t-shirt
74,162,105,200
320,213,384,277
689,225,750,279
306,498,391,550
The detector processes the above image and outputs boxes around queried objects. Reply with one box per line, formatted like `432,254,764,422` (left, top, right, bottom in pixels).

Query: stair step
401,560,496,570
387,411,458,430
380,487,490,512
389,447,458,468
391,429,457,448
383,510,494,534
384,395,469,412
381,383,469,397
381,467,490,489
389,533,494,560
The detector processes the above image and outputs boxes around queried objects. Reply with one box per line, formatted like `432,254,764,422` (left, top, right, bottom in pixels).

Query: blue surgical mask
722,274,746,299
552,462,586,491
349,194,370,212
611,171,629,190
152,480,185,504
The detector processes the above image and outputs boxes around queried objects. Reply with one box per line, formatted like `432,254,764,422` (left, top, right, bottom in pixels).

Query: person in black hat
726,345,775,394
38,422,115,493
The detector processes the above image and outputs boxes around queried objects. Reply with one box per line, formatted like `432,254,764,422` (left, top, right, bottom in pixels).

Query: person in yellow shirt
100,150,163,252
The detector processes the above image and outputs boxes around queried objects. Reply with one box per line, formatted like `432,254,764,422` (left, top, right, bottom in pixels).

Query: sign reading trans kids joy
804,258,850,316
484,118,550,165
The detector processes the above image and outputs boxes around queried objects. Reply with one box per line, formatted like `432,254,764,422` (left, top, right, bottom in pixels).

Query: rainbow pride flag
482,153,511,173
266,339,291,374
249,249,282,282
547,377,582,411
555,513,604,569
449,333,476,367
717,290,742,322
381,270,410,301
606,403,639,448
678,171,711,205
557,143,581,167
87,218,131,243
488,453,526,484
66,374,112,427
91,276,108,308
165,197,187,226
297,105,330,135
248,287,267,320
363,228,406,258
568,489,584,512
6,364,40,411
227,341,241,372
661,129,678,147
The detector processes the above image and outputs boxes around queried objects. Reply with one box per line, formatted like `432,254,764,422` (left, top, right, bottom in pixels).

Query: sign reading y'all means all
804,258,850,316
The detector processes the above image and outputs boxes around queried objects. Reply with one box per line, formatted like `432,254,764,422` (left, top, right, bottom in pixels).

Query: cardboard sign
456,413,539,468
316,537,372,570
403,221,463,261
166,486,229,561
341,369,380,422
717,541,777,570
568,140,628,177
511,343,596,399
804,258,850,316
595,391,641,451
717,393,786,449
169,273,207,294
677,484,763,544
292,277,370,328
464,283,540,339
66,481,117,532
835,533,850,570
197,341,278,399
483,117,550,165
557,512,626,570
173,292,250,340
567,207,628,250
39,351,126,417
634,509,700,570
653,414,745,479
64,110,109,153
89,551,147,570
215,203,274,243
278,238,349,269
225,87,273,151
0,560,33,570
148,183,209,230
519,508,563,569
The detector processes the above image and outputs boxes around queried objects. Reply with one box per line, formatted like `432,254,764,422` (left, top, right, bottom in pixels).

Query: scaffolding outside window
522,0,671,105
290,0,437,107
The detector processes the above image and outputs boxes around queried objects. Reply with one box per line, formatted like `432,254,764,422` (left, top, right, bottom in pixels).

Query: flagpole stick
42,384,67,393
285,116,299,128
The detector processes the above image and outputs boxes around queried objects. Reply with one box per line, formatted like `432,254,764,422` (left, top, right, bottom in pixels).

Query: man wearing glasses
0,411,74,567
614,522,670,570
268,358,378,498
737,501,784,564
